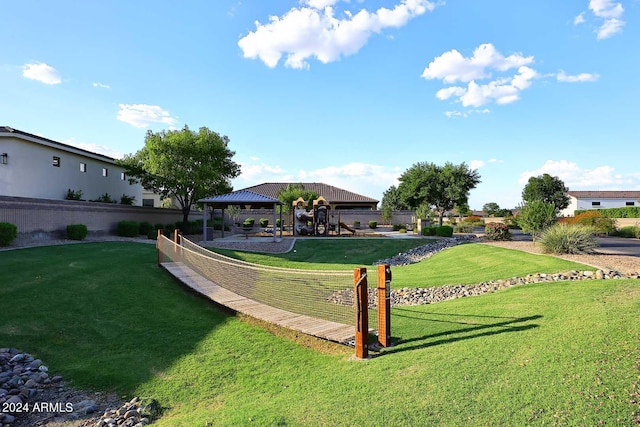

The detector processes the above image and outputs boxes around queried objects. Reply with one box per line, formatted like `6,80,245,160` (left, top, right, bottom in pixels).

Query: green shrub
243,218,255,227
117,221,140,237
139,221,154,236
66,224,88,241
120,194,136,205
353,221,360,228
484,222,512,241
92,193,116,203
276,219,285,228
539,223,597,254
392,224,403,231
399,228,407,234
612,225,640,238
455,224,474,233
575,207,640,218
65,189,83,201
561,211,616,236
0,222,18,246
368,220,377,229
421,226,437,236
164,223,176,237
259,218,269,228
435,225,454,237
147,229,158,240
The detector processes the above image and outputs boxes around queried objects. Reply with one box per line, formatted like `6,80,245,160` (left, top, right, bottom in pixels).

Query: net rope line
157,235,376,326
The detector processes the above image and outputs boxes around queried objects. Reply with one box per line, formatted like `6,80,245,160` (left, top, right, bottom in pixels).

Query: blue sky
1,0,638,210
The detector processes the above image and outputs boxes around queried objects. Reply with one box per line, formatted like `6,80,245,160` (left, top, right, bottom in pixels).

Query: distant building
561,191,640,216
242,182,379,210
0,126,142,204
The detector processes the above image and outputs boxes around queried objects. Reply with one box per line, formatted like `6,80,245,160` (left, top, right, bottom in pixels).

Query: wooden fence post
354,267,369,359
157,229,163,266
377,264,392,347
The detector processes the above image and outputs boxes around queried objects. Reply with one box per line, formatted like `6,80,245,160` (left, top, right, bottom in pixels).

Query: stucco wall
0,196,193,236
562,196,639,217
0,135,142,204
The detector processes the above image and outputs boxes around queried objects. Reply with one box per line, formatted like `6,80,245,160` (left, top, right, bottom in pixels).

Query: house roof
242,182,379,206
198,190,283,208
568,191,640,199
0,126,117,163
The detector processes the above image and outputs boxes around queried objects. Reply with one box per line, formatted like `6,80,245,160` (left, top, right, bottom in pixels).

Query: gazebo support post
203,203,208,245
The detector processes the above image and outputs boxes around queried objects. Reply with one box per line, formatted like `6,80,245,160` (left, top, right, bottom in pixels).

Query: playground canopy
198,190,284,242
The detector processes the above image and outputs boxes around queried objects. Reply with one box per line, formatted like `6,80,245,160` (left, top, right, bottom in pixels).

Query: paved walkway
161,261,356,344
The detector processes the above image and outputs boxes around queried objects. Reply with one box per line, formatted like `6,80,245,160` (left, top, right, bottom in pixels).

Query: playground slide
339,222,356,235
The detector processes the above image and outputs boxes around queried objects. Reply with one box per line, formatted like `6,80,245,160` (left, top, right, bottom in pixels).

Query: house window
626,202,635,206
142,199,155,207
102,168,108,177
80,162,87,173
591,202,601,206
53,156,61,167
120,172,126,180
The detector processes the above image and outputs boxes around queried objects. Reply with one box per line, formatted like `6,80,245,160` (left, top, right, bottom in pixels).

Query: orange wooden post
354,267,369,359
173,229,180,262
157,229,163,266
377,264,392,347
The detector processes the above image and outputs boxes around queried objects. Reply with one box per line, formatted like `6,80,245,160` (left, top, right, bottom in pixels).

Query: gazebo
198,190,284,243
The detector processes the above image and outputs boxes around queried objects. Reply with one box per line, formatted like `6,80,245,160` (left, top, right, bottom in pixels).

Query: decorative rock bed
0,348,159,426
329,268,639,308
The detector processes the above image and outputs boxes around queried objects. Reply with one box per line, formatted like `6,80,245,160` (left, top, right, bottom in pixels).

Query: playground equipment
292,196,332,237
291,196,358,237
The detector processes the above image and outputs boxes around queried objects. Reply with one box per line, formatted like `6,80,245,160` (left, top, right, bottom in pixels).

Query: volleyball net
157,235,370,326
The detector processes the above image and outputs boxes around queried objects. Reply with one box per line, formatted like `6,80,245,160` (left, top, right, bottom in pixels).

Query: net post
377,264,392,347
157,229,163,266
354,267,369,359
173,229,181,262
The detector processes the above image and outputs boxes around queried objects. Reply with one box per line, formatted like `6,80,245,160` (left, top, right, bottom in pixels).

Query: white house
0,126,143,204
561,191,640,217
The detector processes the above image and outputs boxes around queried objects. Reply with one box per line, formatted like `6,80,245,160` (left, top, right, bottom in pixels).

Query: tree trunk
181,207,190,233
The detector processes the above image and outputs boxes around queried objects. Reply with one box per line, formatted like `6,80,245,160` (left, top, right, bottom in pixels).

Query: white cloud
22,62,61,85
589,0,624,19
423,44,540,108
232,160,402,203
421,43,534,84
444,108,490,118
576,0,625,39
557,70,599,82
303,0,340,8
470,160,485,169
92,82,111,89
518,160,638,189
238,0,437,69
117,104,178,128
596,17,625,39
63,138,124,159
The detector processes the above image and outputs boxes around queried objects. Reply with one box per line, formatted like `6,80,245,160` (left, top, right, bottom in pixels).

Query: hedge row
575,206,640,218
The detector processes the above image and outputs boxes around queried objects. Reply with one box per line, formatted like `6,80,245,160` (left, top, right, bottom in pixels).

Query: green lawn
1,241,638,426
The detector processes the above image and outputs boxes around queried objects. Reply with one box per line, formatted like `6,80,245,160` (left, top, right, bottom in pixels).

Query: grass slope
1,242,638,426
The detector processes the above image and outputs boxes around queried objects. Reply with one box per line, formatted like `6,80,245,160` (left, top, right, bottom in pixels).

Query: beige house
561,191,640,217
0,126,142,204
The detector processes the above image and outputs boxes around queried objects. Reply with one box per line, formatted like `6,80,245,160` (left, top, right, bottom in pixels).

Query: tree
397,162,481,226
381,185,407,211
482,202,501,216
276,184,319,214
517,200,556,241
118,126,240,230
521,173,569,214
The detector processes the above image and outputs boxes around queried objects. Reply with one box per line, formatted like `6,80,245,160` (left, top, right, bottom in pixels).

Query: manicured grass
1,242,638,426
212,238,436,269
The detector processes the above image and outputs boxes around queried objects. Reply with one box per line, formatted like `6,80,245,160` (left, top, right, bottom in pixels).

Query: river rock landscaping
0,348,159,427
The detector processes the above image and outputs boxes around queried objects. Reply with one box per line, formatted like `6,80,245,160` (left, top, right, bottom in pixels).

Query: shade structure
198,190,284,242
